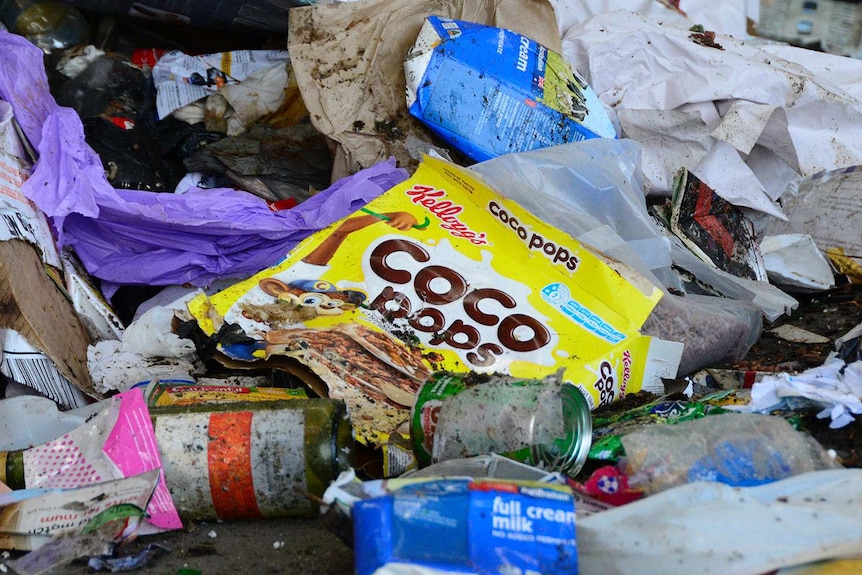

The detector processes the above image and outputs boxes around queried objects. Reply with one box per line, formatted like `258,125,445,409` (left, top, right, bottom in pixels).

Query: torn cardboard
0,239,96,404
61,249,125,342
670,169,767,281
287,0,560,179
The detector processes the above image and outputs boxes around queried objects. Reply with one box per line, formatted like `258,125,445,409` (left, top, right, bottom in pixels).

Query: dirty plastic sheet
470,139,676,289
640,292,762,377
622,413,838,494
662,224,798,322
560,10,862,217
62,162,405,294
0,31,408,292
577,469,862,575
730,358,862,429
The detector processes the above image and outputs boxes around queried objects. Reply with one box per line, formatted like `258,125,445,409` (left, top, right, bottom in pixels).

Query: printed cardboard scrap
189,156,670,445
152,50,290,120
0,101,59,267
0,239,95,406
0,469,159,551
405,16,616,162
352,478,578,575
667,169,767,281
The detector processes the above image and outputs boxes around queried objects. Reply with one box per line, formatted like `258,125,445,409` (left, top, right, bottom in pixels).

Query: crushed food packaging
352,478,578,575
189,155,676,445
0,470,160,550
1,389,182,532
405,16,616,162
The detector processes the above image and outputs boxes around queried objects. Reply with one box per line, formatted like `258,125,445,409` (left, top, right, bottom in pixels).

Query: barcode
1,353,87,409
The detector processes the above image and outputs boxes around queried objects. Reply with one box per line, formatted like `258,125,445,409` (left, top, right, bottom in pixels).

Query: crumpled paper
288,0,560,179
157,50,291,136
761,233,836,292
0,30,409,293
548,0,754,40
559,10,862,218
87,340,202,395
730,357,862,428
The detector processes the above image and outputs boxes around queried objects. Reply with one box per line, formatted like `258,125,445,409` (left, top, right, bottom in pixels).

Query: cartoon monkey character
303,211,422,267
258,278,366,316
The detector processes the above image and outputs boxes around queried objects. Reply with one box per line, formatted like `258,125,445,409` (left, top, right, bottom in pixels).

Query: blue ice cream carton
405,16,616,163
353,478,578,574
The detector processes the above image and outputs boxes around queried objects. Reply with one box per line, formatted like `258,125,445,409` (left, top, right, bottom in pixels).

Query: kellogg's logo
405,185,488,245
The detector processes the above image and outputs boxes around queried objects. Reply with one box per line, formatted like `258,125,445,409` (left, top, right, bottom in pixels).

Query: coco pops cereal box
188,156,678,445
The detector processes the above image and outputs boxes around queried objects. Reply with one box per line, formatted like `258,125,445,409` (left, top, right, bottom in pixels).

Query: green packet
589,391,734,461
589,389,806,462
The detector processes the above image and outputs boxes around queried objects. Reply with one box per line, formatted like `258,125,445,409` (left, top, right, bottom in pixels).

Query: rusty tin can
410,371,592,477
150,398,354,521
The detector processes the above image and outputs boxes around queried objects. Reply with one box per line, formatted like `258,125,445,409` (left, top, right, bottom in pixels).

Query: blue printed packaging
405,16,616,163
353,478,578,574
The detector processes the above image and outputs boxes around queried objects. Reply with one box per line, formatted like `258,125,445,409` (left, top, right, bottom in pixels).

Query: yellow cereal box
189,156,676,445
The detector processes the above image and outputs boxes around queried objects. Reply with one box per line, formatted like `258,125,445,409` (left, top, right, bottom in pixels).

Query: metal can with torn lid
410,370,592,477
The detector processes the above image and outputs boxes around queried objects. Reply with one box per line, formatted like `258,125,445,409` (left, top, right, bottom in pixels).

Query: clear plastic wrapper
641,292,763,376
622,412,840,495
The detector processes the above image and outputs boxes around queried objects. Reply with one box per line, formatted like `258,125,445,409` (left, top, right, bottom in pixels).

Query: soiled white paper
767,166,862,256
548,0,755,40
761,233,836,292
732,358,862,429
153,50,289,121
578,469,862,575
559,9,862,219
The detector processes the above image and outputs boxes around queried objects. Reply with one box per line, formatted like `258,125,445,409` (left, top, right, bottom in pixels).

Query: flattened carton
189,156,669,445
352,479,578,575
405,16,616,162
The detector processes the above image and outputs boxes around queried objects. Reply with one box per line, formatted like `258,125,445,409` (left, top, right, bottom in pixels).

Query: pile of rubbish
1,0,862,573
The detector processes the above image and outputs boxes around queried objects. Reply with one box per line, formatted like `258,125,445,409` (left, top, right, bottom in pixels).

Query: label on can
145,382,307,407
411,371,592,475
151,399,353,521
411,373,469,466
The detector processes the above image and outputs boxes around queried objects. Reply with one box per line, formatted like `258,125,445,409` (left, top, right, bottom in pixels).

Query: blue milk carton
405,16,616,163
353,478,578,575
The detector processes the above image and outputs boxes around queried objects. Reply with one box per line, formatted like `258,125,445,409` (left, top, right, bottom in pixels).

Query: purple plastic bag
0,31,408,293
